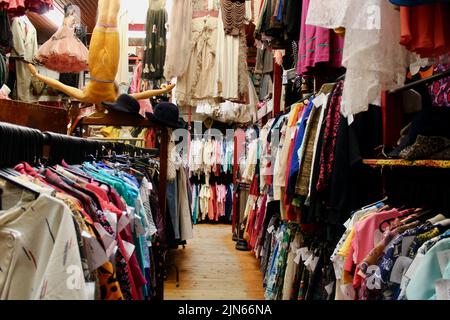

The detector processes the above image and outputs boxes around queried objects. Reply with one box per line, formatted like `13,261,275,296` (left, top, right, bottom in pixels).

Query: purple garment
428,63,450,107
297,0,344,75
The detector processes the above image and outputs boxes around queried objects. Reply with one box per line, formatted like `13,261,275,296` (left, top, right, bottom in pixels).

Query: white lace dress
306,0,423,117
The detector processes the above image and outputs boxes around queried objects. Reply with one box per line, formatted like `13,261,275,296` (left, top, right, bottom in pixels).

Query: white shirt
0,193,86,300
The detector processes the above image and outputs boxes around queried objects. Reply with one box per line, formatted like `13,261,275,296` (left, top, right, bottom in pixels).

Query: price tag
309,256,319,272
340,283,355,300
401,236,415,256
134,215,146,236
104,210,117,235
437,250,450,276
404,253,424,280
290,127,296,140
347,114,354,126
304,253,318,271
334,259,344,280
294,248,302,265
435,279,450,300
275,231,284,242
299,247,311,261
267,225,274,234
409,63,421,76
389,256,413,284
312,93,326,108
84,282,96,300
117,214,130,234
325,282,335,295
122,240,136,260
82,233,108,271
343,218,352,229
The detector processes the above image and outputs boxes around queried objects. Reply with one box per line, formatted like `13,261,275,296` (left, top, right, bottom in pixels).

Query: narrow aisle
165,224,265,300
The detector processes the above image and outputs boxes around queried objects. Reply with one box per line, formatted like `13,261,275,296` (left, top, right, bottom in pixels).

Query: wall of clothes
188,125,235,224
233,70,450,300
221,0,450,301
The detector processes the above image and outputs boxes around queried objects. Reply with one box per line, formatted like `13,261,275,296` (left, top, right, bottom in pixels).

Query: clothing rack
0,119,170,299
388,70,450,95
0,122,157,166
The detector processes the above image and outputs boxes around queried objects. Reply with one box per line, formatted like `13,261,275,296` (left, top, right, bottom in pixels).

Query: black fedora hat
102,94,143,117
146,102,183,129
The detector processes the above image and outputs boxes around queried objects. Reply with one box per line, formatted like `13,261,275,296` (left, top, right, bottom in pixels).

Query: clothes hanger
378,208,416,233
362,197,388,210
0,169,40,199
3,168,20,177
435,219,450,228
403,208,436,225
427,214,447,225
46,167,78,185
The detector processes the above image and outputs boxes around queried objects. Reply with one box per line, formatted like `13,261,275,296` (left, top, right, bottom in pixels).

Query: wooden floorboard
164,224,265,300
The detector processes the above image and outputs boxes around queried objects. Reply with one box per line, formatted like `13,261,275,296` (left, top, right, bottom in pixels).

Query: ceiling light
45,8,64,27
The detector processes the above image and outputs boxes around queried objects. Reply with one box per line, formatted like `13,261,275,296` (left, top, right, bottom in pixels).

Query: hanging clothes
10,15,37,102
0,9,12,55
163,0,192,79
214,9,240,101
142,0,167,81
59,25,88,89
0,0,53,16
176,16,219,106
36,15,89,74
116,3,129,86
398,2,450,58
296,0,343,76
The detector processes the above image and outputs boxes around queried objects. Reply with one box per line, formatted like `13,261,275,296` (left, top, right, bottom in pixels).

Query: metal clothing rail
389,70,450,95
0,121,159,167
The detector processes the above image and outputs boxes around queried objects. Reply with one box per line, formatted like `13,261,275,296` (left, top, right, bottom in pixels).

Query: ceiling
28,0,99,44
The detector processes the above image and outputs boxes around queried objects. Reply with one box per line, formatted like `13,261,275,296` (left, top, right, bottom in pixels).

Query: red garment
86,183,123,215
130,62,153,116
110,188,127,211
316,81,344,193
1,0,53,15
145,128,157,149
14,162,92,223
249,174,259,197
400,3,450,58
208,185,217,221
246,196,259,248
251,193,267,250
86,184,147,300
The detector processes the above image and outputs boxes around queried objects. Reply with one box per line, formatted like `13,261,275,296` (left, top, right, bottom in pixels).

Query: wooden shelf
0,99,68,133
363,159,450,169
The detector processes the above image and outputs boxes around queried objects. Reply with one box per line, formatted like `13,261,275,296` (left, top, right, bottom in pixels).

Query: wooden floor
164,224,265,300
